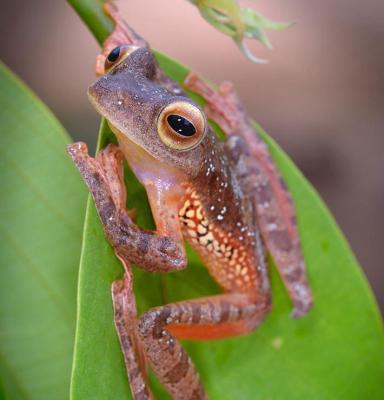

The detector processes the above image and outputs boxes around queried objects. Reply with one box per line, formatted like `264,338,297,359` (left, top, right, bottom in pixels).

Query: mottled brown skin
67,4,313,400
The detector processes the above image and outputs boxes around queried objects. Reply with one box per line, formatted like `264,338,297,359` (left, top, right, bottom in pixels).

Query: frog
67,4,313,400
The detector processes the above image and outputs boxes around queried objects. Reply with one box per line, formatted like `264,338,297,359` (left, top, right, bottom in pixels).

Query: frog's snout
87,81,99,109
87,78,111,116
87,77,113,111
87,79,102,102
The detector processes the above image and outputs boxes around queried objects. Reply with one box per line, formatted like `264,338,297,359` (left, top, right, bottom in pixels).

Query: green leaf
70,49,384,398
0,62,87,399
68,1,384,397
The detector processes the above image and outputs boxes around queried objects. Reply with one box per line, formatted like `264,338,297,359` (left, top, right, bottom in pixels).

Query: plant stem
67,0,113,45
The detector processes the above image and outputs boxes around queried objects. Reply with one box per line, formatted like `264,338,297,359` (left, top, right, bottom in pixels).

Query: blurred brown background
1,0,383,311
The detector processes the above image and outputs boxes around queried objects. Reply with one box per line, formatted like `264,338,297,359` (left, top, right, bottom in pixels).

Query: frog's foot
112,272,153,400
96,2,148,75
184,72,248,137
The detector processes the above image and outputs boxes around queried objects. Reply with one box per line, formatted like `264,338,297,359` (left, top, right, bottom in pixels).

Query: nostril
87,81,99,99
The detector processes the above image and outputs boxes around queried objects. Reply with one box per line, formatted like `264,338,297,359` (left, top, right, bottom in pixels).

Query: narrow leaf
0,62,87,399
70,52,384,399
68,1,384,398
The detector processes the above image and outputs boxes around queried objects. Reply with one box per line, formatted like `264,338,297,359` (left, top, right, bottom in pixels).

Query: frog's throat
109,123,187,190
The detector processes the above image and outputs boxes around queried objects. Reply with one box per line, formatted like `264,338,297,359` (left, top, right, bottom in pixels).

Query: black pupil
167,114,196,137
107,47,121,62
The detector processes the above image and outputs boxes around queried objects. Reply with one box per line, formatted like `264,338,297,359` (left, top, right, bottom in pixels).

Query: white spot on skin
186,220,196,228
267,222,278,231
220,206,227,214
117,100,122,105
197,224,207,235
217,214,224,221
196,206,203,220
210,205,215,211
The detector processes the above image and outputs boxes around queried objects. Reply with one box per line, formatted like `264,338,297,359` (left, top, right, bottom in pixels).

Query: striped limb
137,291,271,400
112,272,153,400
184,73,313,317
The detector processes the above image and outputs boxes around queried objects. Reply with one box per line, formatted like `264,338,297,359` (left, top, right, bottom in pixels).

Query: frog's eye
104,45,139,72
157,102,206,150
107,46,121,62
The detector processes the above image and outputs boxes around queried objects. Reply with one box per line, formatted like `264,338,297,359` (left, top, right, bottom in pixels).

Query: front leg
67,142,187,272
68,142,189,399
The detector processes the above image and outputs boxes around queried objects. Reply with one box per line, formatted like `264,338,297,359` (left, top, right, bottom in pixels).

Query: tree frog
67,4,312,400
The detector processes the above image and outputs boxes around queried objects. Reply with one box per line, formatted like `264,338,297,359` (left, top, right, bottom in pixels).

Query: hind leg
112,272,153,400
137,291,271,400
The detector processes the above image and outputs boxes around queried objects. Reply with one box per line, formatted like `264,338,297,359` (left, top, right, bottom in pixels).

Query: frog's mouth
87,78,157,154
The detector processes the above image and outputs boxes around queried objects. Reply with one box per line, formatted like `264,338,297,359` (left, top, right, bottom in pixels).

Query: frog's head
88,46,211,179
